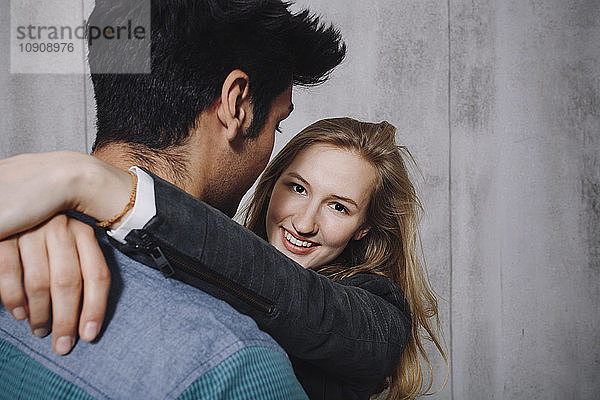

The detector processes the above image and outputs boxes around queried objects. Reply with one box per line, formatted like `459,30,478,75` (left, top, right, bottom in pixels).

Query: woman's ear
353,225,371,241
216,69,251,142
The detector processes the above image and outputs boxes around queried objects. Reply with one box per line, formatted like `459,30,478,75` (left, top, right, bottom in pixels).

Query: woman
0,118,446,399
243,118,447,398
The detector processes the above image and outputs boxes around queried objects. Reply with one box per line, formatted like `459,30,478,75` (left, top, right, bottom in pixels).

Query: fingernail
55,336,74,355
12,307,27,320
33,328,50,338
83,322,99,340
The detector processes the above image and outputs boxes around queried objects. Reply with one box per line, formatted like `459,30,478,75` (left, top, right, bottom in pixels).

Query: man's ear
216,70,251,142
353,225,371,241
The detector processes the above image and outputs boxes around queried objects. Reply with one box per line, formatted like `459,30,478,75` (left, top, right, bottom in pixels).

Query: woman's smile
280,227,320,254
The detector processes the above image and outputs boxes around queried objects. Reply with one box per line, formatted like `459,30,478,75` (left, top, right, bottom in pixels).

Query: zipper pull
127,230,175,278
149,246,176,278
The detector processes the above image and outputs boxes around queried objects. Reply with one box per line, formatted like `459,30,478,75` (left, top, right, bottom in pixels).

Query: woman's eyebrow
330,195,358,208
286,172,309,187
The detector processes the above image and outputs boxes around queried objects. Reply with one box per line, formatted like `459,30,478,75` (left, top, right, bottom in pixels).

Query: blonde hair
242,117,447,399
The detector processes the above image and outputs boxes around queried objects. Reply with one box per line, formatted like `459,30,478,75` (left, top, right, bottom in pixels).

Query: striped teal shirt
0,339,306,400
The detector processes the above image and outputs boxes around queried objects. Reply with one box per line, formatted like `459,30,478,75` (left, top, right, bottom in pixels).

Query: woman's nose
291,204,319,236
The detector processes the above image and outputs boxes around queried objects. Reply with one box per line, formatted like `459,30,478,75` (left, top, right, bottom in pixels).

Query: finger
71,220,110,342
46,215,82,355
0,237,28,320
19,229,52,338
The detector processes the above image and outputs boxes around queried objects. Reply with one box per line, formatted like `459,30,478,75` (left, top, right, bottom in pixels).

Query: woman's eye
331,203,348,213
291,183,306,194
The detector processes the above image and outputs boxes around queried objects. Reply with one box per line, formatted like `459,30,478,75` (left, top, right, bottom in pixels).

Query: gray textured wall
1,1,599,399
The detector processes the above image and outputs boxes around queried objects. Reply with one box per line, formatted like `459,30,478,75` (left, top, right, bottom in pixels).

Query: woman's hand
0,151,133,240
0,214,110,355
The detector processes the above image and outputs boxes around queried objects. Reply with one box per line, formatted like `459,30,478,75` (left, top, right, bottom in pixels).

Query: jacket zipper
128,230,274,314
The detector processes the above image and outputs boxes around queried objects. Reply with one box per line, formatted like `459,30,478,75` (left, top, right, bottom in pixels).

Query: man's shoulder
105,238,281,350
0,239,288,400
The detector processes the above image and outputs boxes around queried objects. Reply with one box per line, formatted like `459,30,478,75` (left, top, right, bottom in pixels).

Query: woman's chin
281,250,311,269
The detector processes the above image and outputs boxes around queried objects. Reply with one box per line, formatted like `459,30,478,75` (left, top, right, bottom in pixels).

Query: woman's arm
117,172,411,382
0,151,133,240
0,152,410,382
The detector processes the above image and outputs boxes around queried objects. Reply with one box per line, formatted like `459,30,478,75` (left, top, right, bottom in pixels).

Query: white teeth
284,230,313,248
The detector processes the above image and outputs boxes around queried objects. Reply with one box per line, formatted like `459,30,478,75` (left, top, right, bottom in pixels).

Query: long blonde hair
243,117,447,399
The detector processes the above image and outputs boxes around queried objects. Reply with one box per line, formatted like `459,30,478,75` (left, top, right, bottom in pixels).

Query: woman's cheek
281,194,299,221
267,186,289,222
321,218,352,249
334,215,368,248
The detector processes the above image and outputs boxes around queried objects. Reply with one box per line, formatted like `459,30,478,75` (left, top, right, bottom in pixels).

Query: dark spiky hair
89,0,346,151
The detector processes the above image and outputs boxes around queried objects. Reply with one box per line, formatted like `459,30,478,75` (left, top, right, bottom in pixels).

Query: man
0,0,345,398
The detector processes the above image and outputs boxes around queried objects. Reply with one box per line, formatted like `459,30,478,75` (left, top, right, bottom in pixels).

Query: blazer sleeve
118,172,411,383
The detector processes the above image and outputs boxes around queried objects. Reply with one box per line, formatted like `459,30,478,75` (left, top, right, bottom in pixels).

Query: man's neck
92,143,207,199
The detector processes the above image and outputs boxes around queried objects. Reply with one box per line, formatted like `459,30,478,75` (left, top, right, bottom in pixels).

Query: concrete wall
449,1,599,398
1,1,598,398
